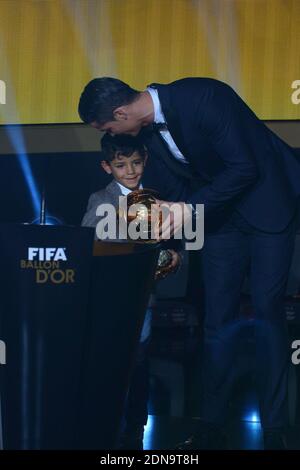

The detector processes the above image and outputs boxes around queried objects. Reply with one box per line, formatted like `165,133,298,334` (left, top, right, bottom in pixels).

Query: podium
0,224,159,449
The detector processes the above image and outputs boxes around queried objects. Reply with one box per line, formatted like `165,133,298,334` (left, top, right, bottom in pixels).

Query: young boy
81,133,180,449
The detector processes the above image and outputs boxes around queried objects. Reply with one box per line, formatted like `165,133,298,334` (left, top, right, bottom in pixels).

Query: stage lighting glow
44,216,64,226
0,50,41,222
143,414,154,450
31,216,64,226
245,411,260,423
5,126,41,220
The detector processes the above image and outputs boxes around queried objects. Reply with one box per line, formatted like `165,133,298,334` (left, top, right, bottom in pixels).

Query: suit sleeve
81,193,101,228
187,83,259,213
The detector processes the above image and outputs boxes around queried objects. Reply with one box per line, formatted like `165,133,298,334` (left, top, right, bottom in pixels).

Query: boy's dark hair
100,133,147,162
78,77,139,124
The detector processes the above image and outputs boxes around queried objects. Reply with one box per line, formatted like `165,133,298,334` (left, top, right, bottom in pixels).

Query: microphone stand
39,187,46,225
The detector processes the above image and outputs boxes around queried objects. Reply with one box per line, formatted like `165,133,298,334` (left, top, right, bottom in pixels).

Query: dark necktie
141,124,204,183
152,122,168,132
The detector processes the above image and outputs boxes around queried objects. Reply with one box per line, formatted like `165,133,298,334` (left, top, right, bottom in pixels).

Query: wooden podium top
93,240,158,256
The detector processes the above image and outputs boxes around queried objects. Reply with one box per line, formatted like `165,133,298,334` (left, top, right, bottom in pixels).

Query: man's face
101,151,146,190
91,116,142,137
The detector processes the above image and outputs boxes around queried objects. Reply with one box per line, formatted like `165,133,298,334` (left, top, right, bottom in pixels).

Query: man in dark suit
78,77,300,449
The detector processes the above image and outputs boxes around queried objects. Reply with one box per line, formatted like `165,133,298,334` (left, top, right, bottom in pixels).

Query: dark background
0,149,299,300
1,149,299,226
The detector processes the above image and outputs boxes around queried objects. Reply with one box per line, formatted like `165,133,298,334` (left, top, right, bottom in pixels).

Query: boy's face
101,151,147,190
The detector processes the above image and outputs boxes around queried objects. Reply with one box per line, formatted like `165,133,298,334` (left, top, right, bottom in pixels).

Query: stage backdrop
0,0,299,124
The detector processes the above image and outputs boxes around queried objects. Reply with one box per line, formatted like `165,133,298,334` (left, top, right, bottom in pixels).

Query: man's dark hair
78,77,139,124
100,133,147,162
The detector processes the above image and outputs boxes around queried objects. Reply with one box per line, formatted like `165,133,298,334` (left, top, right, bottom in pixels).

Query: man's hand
154,199,192,240
154,249,182,280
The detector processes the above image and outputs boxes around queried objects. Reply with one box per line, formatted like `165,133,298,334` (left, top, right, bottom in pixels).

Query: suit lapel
105,180,123,208
143,129,195,181
147,83,212,184
148,83,189,158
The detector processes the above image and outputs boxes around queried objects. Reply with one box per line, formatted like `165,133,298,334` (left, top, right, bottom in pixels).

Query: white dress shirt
146,86,189,164
147,87,197,215
116,182,143,195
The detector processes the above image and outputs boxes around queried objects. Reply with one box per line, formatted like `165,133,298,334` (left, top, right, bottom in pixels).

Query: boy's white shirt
116,182,143,196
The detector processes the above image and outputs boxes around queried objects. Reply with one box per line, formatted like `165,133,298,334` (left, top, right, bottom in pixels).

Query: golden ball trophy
121,188,176,280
